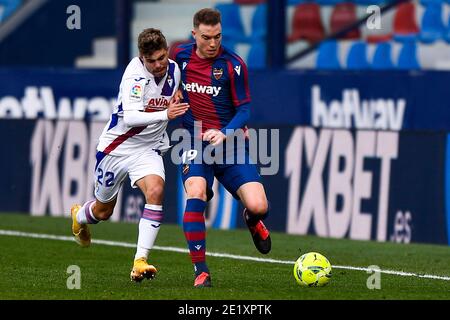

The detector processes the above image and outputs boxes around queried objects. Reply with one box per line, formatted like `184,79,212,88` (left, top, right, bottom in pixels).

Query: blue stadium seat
287,0,305,5
247,41,266,69
351,0,385,4
445,12,450,43
316,40,341,69
346,41,369,69
234,0,265,4
215,3,247,43
250,3,267,41
315,0,343,5
419,3,445,43
0,0,21,23
397,40,421,70
419,0,443,5
371,42,395,69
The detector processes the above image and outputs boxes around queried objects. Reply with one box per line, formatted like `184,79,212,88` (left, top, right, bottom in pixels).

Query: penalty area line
1,229,449,282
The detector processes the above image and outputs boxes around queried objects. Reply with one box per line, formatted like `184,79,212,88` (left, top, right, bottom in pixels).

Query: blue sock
194,262,209,276
183,198,209,276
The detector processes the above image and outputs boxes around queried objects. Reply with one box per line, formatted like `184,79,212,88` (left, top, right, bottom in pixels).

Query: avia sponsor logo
144,98,169,112
285,127,400,242
147,98,169,107
312,85,406,131
182,82,221,97
0,86,115,121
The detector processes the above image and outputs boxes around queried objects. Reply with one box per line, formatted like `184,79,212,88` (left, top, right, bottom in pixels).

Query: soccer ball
293,252,332,287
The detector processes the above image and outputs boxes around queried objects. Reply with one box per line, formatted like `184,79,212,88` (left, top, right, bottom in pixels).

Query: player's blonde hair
138,28,168,56
193,8,221,28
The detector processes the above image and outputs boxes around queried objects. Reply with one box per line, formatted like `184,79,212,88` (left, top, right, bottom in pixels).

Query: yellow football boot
130,257,157,282
71,204,91,248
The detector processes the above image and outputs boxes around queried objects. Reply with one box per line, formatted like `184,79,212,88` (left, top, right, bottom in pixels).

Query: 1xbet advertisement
0,69,449,245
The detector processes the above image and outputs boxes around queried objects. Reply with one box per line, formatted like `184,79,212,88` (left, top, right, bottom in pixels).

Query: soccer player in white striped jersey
70,28,189,282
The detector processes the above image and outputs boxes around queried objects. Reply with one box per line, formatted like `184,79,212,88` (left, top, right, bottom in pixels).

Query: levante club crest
213,68,223,80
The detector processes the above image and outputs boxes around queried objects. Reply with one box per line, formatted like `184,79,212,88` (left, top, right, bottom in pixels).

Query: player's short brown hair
193,8,221,28
138,28,168,56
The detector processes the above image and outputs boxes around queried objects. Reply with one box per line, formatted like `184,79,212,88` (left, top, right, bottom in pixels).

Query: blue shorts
180,138,262,201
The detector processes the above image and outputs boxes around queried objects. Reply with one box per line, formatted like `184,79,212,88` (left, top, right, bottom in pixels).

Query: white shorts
94,148,165,203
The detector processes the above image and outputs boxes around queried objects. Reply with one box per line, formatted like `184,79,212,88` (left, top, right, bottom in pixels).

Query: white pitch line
1,229,450,282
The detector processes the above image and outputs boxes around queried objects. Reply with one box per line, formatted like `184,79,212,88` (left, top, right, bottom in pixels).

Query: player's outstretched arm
220,103,250,135
123,109,170,127
203,103,250,146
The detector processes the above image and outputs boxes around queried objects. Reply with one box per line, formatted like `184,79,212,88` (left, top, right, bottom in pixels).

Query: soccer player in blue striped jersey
174,8,271,288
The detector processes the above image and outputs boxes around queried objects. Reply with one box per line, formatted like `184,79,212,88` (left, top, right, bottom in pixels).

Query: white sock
134,204,163,260
76,200,99,224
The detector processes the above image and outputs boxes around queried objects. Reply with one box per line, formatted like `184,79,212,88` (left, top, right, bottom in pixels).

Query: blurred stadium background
1,0,450,299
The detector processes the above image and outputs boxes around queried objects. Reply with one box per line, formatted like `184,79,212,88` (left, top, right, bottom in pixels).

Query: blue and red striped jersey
174,42,251,134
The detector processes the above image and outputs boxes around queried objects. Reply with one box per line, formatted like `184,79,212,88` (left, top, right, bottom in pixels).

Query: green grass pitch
0,213,449,300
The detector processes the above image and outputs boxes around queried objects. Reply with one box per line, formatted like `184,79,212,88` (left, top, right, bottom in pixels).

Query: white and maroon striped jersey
96,57,180,156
